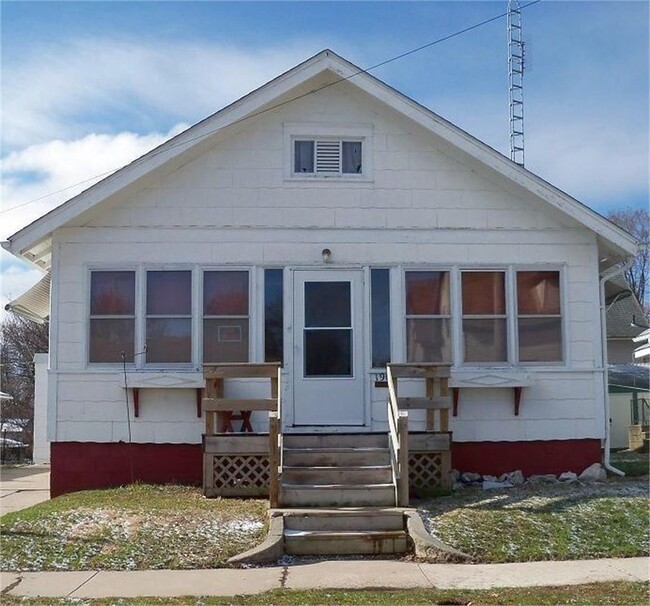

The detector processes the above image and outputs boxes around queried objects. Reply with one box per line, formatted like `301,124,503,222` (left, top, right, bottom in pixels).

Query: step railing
202,363,281,500
386,363,453,506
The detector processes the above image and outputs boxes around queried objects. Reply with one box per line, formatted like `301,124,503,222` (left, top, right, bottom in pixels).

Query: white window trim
284,122,373,182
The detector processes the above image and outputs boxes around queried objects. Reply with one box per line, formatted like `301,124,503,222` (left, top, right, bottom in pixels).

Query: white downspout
599,256,635,476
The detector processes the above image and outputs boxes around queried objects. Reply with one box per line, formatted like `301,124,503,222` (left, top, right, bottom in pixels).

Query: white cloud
2,38,324,149
0,125,187,239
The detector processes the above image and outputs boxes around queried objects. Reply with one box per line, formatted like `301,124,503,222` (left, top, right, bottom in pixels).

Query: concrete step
282,508,404,532
281,484,395,507
283,433,388,449
283,448,391,467
284,529,409,555
283,465,392,485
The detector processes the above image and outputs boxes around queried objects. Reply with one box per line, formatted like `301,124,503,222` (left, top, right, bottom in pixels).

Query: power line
1,0,542,217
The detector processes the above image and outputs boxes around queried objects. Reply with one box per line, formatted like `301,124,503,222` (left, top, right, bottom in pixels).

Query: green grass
419,480,649,563
0,484,268,571
1,583,648,606
611,451,650,477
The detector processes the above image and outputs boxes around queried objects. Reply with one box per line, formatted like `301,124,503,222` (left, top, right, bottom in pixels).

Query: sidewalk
1,558,648,599
0,464,50,516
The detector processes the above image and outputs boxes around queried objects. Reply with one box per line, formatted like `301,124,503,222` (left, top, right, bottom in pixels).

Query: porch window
405,271,451,363
89,271,135,363
203,270,249,363
371,268,391,367
146,271,192,364
517,270,563,362
264,269,283,363
461,271,507,363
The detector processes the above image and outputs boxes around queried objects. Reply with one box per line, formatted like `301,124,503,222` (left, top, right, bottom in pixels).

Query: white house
4,50,639,497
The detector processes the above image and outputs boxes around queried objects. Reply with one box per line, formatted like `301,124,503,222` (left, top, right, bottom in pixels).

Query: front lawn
419,479,649,563
611,450,650,477
0,484,267,571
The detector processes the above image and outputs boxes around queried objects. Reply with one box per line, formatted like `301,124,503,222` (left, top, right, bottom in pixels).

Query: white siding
51,81,605,444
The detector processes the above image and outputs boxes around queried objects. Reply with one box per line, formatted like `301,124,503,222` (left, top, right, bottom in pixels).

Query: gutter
599,255,636,476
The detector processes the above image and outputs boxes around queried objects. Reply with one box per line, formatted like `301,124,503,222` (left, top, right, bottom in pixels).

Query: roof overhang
3,49,641,269
4,273,51,324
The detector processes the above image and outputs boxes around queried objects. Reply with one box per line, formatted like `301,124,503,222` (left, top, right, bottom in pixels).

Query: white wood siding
51,81,605,444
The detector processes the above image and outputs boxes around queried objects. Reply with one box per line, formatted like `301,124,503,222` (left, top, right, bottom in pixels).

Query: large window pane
305,329,352,376
90,271,135,315
204,319,249,363
342,141,362,174
405,272,450,315
462,272,505,315
305,282,351,327
463,319,507,362
146,318,192,363
204,271,248,315
406,318,451,363
518,318,563,362
517,271,561,315
294,140,314,173
89,319,134,363
264,269,283,363
371,269,390,368
147,271,191,315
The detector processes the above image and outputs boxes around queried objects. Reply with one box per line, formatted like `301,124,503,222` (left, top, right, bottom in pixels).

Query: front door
293,270,365,426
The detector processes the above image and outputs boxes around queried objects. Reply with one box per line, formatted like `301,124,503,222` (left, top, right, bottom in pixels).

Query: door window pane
305,329,352,376
91,271,135,315
264,269,283,363
204,319,249,363
204,271,248,315
517,271,561,314
147,271,191,315
371,269,390,367
89,319,134,363
405,272,450,315
463,319,507,362
462,272,506,315
406,318,451,363
305,282,351,327
146,318,192,363
518,318,563,362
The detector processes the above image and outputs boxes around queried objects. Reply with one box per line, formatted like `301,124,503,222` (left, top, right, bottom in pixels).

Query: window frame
514,268,566,366
201,268,252,365
284,123,373,182
460,269,510,366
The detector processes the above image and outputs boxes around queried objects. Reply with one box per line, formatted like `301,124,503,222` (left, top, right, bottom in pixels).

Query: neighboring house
3,50,640,496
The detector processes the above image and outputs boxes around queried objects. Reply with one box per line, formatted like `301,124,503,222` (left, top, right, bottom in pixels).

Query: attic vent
293,139,363,175
315,140,342,173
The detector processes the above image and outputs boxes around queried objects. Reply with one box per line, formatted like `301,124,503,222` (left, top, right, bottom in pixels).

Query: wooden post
439,377,449,432
398,412,409,507
269,412,279,508
425,377,435,431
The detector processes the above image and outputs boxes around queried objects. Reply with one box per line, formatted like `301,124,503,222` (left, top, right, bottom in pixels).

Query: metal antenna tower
508,0,525,166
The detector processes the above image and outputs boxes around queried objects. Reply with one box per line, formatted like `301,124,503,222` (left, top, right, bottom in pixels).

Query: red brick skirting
50,438,601,497
451,439,601,476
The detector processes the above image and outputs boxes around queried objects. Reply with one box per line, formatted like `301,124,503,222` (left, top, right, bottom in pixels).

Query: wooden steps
280,508,409,556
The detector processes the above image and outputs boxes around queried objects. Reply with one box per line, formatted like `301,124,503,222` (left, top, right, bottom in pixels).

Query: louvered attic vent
294,139,362,175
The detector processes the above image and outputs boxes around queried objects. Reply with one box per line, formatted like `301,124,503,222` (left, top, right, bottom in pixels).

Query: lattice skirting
409,451,452,496
205,453,270,497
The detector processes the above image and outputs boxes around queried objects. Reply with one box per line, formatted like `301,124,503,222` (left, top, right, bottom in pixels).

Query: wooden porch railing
202,363,281,503
386,363,452,506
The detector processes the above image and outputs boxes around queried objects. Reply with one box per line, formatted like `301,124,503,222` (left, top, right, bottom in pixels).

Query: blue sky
1,0,648,309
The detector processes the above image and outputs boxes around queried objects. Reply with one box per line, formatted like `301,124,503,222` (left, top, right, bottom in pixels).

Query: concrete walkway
0,464,50,516
1,558,648,599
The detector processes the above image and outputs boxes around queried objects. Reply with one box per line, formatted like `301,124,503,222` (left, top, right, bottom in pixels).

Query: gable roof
3,49,639,268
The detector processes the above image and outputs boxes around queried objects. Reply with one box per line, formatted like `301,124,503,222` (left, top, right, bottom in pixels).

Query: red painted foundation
451,439,601,476
50,438,602,497
50,442,202,497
